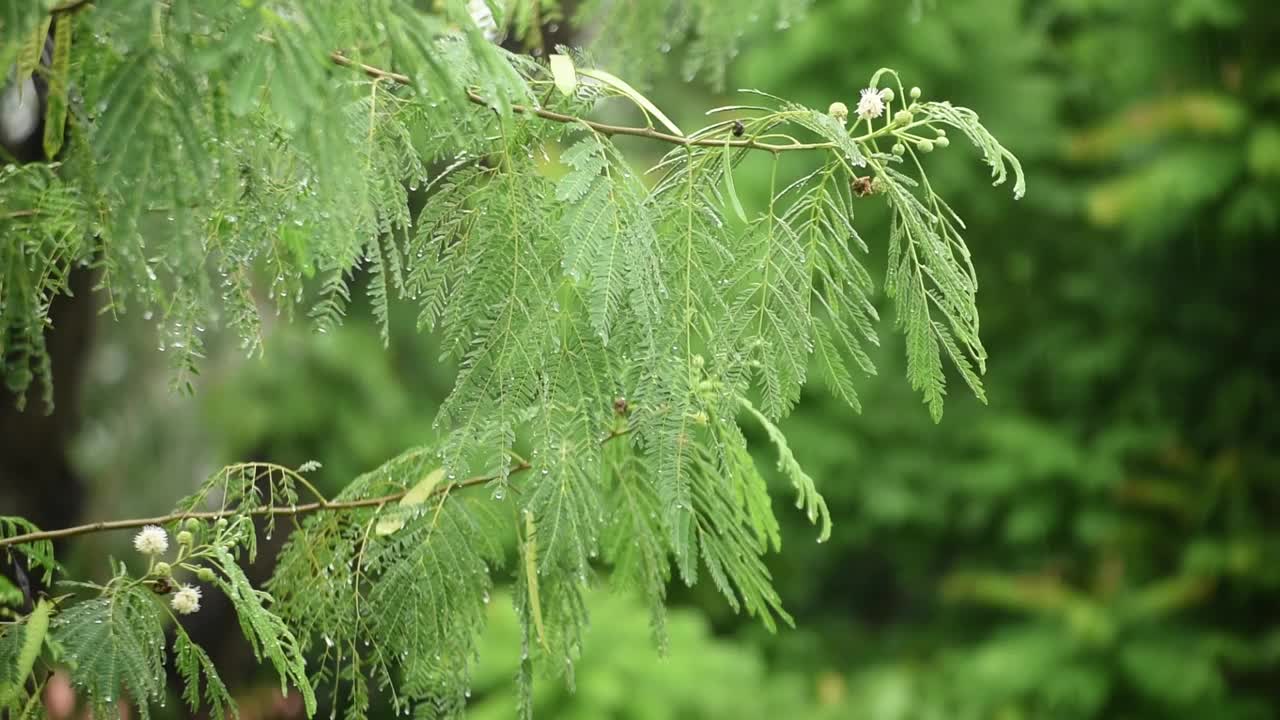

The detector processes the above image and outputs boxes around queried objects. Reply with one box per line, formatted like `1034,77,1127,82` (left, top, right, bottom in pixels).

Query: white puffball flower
171,585,202,615
857,87,886,120
133,525,169,556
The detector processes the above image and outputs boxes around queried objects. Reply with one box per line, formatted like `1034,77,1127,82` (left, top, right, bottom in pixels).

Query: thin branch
1,428,633,549
327,52,837,154
0,470,508,549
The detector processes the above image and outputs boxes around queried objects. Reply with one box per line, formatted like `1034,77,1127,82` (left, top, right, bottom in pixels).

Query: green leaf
723,141,748,223
41,13,70,159
376,467,445,535
580,67,684,136
0,599,50,707
524,509,550,652
549,53,577,96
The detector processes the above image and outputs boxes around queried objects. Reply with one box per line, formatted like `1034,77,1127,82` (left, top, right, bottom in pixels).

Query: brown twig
327,51,836,154
1,429,633,549
0,470,506,548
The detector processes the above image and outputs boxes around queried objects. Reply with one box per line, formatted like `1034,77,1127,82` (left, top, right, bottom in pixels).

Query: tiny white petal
171,585,202,615
133,525,169,556
857,87,885,120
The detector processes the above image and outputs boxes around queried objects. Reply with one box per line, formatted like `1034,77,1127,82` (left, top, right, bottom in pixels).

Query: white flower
171,585,202,615
857,87,886,120
133,525,169,556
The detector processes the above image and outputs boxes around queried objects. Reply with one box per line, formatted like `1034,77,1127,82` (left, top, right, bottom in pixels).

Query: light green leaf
376,467,445,535
0,599,50,707
524,509,549,652
549,53,577,96
580,67,684,136
723,141,748,222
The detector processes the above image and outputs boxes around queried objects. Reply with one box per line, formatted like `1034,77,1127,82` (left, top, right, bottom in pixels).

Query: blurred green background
13,0,1280,717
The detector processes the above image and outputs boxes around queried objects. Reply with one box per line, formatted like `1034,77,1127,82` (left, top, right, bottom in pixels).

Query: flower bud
894,110,913,126
909,86,922,100
935,136,950,148
892,143,906,156
215,518,228,529
153,562,172,577
917,139,935,153
197,567,215,582
827,101,849,124
177,530,194,546
879,87,895,103
185,518,201,532
934,127,947,137
691,354,705,369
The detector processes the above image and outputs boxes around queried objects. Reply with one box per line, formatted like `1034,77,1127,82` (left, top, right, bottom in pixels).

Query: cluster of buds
132,519,213,615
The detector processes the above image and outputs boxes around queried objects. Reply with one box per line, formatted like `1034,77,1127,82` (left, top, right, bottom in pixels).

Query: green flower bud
909,86,922,100
197,567,215,582
934,127,947,137
894,110,913,126
153,562,172,577
879,87,895,103
691,354,705,369
917,139,935,153
935,136,950,148
827,101,849,124
184,518,201,532
176,530,194,546
892,143,906,156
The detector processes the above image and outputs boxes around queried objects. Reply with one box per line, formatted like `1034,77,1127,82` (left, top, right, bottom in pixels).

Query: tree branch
327,51,837,154
0,428,632,549
0,469,512,548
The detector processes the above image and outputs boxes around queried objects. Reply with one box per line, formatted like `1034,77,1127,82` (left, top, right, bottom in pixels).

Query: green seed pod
153,562,172,577
917,139,935,153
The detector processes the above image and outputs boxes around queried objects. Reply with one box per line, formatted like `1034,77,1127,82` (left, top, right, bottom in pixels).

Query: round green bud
880,87,895,103
934,127,947,137
153,562,172,577
197,567,215,582
909,86,922,100
894,110,913,126
215,517,228,529
184,518,201,532
917,139,935,153
892,143,906,156
935,136,950,148
691,354,705,369
176,530,194,546
827,101,849,124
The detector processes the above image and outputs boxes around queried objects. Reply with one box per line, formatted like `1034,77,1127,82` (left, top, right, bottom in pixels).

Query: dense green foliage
10,1,1272,719
0,1,1028,719
723,1,1280,718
